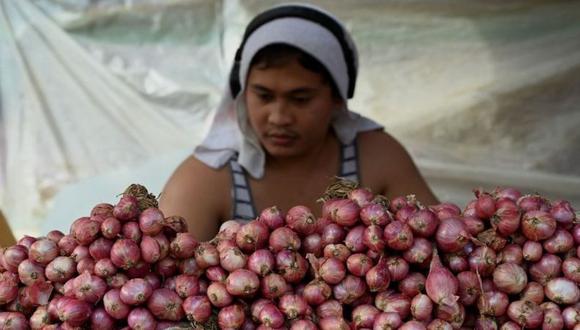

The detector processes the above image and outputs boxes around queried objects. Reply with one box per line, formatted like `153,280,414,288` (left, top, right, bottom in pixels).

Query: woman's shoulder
160,155,231,214
357,129,408,160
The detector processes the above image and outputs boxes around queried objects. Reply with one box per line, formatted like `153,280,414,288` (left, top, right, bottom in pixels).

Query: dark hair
249,44,342,99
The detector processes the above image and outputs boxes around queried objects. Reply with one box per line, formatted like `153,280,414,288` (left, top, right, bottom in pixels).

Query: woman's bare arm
159,156,230,242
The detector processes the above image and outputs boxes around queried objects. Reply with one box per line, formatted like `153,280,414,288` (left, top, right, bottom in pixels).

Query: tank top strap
228,157,258,221
338,138,360,183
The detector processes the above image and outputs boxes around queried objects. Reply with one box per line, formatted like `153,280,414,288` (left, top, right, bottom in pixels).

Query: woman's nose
267,101,293,126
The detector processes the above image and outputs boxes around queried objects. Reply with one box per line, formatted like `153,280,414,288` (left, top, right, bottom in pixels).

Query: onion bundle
0,181,579,330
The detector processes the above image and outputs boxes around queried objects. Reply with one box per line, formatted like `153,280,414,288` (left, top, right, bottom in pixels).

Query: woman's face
244,57,343,159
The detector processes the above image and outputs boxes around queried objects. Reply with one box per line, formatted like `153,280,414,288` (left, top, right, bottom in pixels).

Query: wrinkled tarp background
1,0,579,237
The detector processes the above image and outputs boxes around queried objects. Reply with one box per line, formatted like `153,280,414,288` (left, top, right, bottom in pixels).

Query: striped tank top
229,139,360,221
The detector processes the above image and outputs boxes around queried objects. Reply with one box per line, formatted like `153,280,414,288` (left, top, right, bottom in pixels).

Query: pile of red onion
1,183,579,330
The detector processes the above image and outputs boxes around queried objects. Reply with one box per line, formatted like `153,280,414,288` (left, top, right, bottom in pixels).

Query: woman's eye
257,93,273,102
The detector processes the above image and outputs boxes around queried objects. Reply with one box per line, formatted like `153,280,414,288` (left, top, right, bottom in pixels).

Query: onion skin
492,263,528,295
521,210,557,241
545,278,580,305
426,249,458,306
507,300,543,328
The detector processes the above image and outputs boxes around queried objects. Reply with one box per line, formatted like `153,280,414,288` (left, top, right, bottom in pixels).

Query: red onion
432,202,462,220
279,294,309,319
218,304,246,328
463,216,485,236
375,290,411,319
362,225,385,252
259,206,285,230
563,257,580,284
286,206,318,236
205,265,227,283
545,277,580,304
128,307,157,330
319,257,346,284
143,274,161,290
522,240,543,262
360,203,392,226
446,253,469,273
170,233,198,259
162,215,188,235
120,278,153,305
457,271,480,306
17,235,36,249
384,221,414,251
303,233,322,256
396,204,417,223
562,306,580,329
427,319,453,330
58,235,79,256
236,220,270,253
367,258,391,293
500,321,522,330
498,244,523,265
491,206,521,236
477,290,509,317
220,247,247,272
544,229,574,254
251,299,271,322
520,282,544,304
92,259,116,279
398,272,426,298
352,304,380,328
275,250,308,283
76,257,95,274
103,289,131,320
374,312,403,329
88,237,113,260
321,223,347,246
400,320,427,330
411,294,433,321
139,207,165,235
316,300,343,319
426,249,458,306
207,282,232,307
90,307,116,330
347,253,374,277
436,301,465,329
290,319,318,330
226,269,260,297
521,210,556,241
91,202,114,218
261,273,288,299
155,257,178,278
543,308,564,330
474,189,496,219
151,233,170,260
269,227,301,252
492,263,527,294
218,220,242,242
17,259,45,286
349,188,374,207
0,272,18,305
551,200,576,226
323,243,351,262
183,295,212,323
494,187,522,202
436,218,470,253
45,256,76,283
529,254,562,285
326,199,360,227
101,217,121,240
259,303,285,328
47,230,65,244
248,249,275,277
56,296,92,326
507,300,543,328
403,237,433,264
2,245,28,273
73,271,107,304
303,278,332,306
163,276,176,291
386,256,410,281
0,312,29,329
408,209,439,237
29,239,59,265
140,235,161,264
147,288,184,321
110,238,141,270
20,280,54,306
179,257,202,277
122,221,142,243
113,195,139,221
106,273,128,289
345,225,366,252
194,242,219,269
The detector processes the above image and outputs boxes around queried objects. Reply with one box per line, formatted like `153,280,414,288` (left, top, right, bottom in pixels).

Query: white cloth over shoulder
193,3,383,179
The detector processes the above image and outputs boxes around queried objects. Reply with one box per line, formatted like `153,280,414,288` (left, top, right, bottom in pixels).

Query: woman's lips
267,134,296,146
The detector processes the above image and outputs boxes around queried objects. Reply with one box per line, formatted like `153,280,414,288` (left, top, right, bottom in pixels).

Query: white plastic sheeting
1,0,580,237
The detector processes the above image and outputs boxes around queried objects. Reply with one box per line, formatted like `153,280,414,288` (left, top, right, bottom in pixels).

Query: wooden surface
0,210,16,247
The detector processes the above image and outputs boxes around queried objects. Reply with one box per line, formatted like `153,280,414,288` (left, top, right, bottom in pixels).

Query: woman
160,3,438,242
